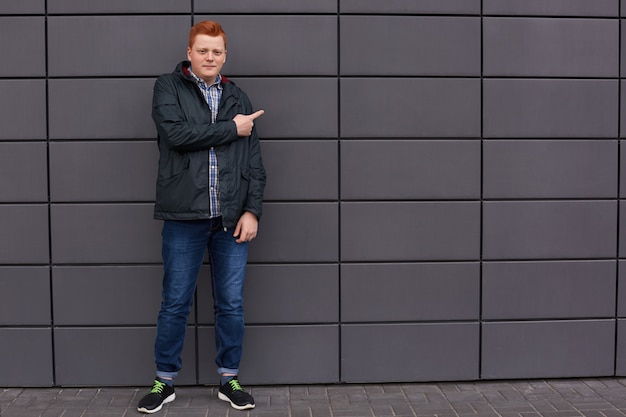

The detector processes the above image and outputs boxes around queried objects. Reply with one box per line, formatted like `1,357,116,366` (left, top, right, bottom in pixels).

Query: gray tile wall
0,1,623,387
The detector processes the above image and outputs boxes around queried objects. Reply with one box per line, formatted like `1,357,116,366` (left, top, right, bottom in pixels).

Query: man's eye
214,51,223,56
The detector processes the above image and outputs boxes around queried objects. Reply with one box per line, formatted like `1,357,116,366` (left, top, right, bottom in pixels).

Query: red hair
189,20,227,48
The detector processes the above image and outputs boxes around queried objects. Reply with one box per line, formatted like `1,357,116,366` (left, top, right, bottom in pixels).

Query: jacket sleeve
152,74,238,151
244,125,266,220
240,92,266,220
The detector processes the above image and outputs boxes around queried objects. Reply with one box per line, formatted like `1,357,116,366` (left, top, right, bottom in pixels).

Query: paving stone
595,410,626,417
444,390,487,403
309,405,333,417
578,411,606,417
540,411,586,417
452,403,479,414
550,399,580,411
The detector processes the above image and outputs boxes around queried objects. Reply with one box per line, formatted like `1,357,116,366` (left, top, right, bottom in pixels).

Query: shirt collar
189,70,222,90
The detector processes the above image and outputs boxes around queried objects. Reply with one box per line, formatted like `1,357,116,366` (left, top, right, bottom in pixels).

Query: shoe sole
137,393,176,414
218,392,256,410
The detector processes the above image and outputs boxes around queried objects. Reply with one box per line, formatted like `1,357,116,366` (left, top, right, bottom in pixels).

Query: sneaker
137,378,176,414
218,376,255,410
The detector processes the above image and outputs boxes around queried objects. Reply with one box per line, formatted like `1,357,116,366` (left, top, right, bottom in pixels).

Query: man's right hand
233,110,265,137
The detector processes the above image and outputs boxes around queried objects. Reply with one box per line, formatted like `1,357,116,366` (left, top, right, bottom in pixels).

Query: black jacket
152,61,266,228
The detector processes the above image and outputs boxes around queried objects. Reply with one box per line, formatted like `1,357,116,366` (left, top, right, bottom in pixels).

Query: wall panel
0,1,44,14
483,0,618,16
0,142,48,202
483,140,618,199
341,202,480,261
484,18,618,77
0,17,45,77
48,0,190,13
340,0,480,14
0,267,50,326
50,204,161,264
342,323,479,383
195,1,336,13
622,83,626,137
341,16,480,76
52,266,163,325
617,320,626,374
198,325,339,385
0,205,49,264
483,201,616,260
261,141,338,201
341,263,480,322
49,141,158,202
483,79,618,138
341,78,481,138
0,80,47,141
48,79,156,139
48,16,188,76
482,321,615,379
248,203,338,263
620,202,626,258
483,261,616,320
619,261,626,317
1,0,624,387
341,140,480,200
0,329,53,387
54,328,196,386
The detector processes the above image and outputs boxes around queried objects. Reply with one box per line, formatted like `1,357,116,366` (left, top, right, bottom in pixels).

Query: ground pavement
2,378,626,417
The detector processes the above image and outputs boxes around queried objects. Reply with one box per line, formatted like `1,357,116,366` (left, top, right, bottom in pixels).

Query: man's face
187,34,227,84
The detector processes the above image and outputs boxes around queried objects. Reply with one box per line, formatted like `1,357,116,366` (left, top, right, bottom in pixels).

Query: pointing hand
233,110,265,137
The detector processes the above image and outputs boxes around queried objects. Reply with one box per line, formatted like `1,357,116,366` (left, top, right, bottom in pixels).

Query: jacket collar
178,61,231,85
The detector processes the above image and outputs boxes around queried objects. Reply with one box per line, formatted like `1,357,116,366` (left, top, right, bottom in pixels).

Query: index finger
249,109,265,120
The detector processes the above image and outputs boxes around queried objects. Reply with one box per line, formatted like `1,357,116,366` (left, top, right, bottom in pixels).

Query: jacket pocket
159,152,190,180
156,154,191,213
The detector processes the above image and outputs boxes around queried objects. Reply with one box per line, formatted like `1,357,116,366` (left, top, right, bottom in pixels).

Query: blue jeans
154,218,248,380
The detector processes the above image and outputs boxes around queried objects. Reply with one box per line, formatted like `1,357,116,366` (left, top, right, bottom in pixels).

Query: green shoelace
150,380,167,394
228,379,244,391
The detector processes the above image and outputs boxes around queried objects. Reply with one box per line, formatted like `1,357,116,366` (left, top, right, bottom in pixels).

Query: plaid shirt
190,71,222,218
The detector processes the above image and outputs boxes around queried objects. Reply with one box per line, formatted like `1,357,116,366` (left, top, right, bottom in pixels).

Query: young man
137,20,266,414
